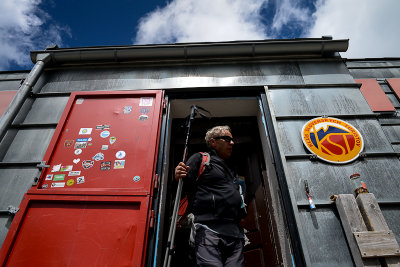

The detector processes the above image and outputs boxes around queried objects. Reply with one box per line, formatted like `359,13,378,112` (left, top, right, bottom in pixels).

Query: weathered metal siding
1,54,399,266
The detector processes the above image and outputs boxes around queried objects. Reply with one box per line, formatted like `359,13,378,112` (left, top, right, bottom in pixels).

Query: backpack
177,152,210,227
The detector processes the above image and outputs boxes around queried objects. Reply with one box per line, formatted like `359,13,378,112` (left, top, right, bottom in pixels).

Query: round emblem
116,150,126,159
301,117,364,164
74,149,82,155
133,176,141,182
100,131,110,138
67,179,75,186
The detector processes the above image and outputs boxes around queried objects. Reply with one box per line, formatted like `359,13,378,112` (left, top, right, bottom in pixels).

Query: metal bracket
358,153,367,159
33,161,50,186
309,154,318,161
7,205,19,215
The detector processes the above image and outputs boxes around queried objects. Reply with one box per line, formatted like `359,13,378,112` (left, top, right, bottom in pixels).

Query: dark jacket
185,149,244,224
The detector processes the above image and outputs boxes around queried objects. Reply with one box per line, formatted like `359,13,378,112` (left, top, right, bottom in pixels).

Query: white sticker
100,131,110,138
76,98,84,104
51,164,61,172
45,174,53,181
73,158,80,164
115,150,126,159
93,152,104,161
139,97,153,106
79,128,92,135
101,145,109,150
124,106,132,114
114,160,125,169
51,182,65,188
77,176,85,184
74,149,82,155
68,171,81,176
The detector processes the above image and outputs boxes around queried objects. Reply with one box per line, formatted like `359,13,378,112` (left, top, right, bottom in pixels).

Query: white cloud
271,0,312,34
134,0,270,44
0,0,69,70
307,0,400,58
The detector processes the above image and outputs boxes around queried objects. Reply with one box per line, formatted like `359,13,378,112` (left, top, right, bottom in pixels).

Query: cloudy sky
1,0,399,71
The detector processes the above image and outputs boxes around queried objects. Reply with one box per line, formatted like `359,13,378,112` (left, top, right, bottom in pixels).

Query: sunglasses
214,136,234,142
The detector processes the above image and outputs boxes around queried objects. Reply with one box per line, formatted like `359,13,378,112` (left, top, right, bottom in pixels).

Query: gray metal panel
346,60,400,68
19,97,69,124
298,62,355,84
37,63,304,93
298,208,354,267
270,88,373,117
393,144,400,153
382,125,400,143
0,72,28,80
0,216,13,248
0,167,38,247
2,129,55,162
0,81,20,91
382,207,400,245
286,157,400,203
0,168,37,209
380,83,393,93
277,119,393,155
387,94,400,108
349,68,400,79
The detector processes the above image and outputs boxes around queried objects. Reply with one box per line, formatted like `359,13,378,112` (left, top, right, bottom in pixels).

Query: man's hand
175,162,189,180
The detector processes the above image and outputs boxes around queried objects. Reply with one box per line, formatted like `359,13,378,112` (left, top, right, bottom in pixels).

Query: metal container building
0,38,399,266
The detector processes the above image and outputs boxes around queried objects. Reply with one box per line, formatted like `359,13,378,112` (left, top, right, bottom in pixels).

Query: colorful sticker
60,165,73,172
42,184,48,189
93,152,104,161
133,176,140,182
77,176,85,184
64,140,74,148
88,143,93,146
114,160,125,169
77,138,91,142
100,130,110,138
139,115,148,121
139,97,153,106
66,179,75,186
115,150,126,159
79,128,92,135
82,160,94,169
76,98,84,104
124,106,132,114
100,161,111,170
51,164,61,172
51,182,65,188
140,107,150,114
109,136,116,144
45,174,53,181
53,174,65,181
74,142,87,149
68,171,81,176
96,125,110,130
301,117,364,164
74,149,82,155
101,145,109,150
73,158,80,164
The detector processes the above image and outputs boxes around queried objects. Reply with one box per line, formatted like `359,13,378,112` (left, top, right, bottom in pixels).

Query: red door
0,91,164,267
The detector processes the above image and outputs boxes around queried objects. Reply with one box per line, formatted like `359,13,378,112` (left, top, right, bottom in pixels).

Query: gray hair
205,125,231,147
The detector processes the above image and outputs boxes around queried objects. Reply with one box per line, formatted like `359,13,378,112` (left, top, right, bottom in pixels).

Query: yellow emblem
301,117,364,164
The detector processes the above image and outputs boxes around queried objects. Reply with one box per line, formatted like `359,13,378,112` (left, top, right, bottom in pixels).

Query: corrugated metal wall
1,55,399,266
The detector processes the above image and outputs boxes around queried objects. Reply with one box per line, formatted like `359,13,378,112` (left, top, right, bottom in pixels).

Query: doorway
161,97,282,267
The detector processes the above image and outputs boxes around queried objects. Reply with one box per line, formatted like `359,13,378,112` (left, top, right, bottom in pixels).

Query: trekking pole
163,105,210,267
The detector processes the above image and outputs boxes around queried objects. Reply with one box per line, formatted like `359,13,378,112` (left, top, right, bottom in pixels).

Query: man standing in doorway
175,125,246,267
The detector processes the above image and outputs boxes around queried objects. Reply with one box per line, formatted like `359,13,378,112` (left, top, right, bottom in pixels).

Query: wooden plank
356,193,400,266
354,231,400,258
335,194,380,267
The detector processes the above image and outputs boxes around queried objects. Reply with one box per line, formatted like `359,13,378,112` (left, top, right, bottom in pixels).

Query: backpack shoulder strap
198,152,210,178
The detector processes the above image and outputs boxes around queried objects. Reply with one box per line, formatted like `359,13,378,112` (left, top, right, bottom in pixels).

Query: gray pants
195,227,244,267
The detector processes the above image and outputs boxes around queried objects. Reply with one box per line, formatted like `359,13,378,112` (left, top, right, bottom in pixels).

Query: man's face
210,130,234,160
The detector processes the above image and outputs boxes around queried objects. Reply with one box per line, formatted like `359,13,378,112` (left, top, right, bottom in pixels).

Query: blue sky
1,0,399,71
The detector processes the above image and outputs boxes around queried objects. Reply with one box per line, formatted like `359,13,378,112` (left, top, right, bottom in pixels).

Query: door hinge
33,161,50,186
149,210,156,228
154,174,159,189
